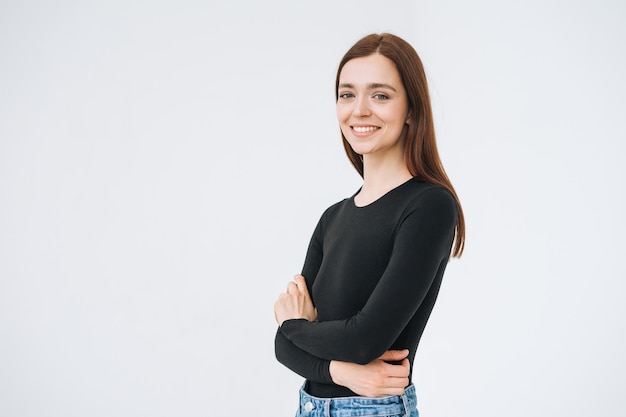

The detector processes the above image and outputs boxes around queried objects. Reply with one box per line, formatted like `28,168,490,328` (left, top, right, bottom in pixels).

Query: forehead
339,54,402,87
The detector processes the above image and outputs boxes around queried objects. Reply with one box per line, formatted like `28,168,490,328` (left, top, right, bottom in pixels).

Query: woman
274,33,465,417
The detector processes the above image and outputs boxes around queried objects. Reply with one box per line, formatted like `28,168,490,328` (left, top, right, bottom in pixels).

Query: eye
373,93,389,100
338,92,354,100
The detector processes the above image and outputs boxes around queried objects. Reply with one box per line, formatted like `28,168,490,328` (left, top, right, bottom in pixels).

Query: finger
382,360,410,378
274,294,284,311
378,349,409,361
293,275,310,295
375,379,408,396
398,359,411,377
384,387,407,397
286,281,298,294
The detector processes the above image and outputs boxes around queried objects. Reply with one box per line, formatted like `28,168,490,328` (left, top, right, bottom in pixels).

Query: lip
350,125,380,136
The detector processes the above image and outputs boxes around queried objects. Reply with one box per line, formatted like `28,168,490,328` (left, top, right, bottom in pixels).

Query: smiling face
336,53,410,160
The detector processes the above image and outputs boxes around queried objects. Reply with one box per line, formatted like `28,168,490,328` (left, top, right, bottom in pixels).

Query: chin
345,141,371,155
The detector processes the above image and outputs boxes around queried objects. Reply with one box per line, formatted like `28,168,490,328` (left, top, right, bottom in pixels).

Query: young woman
274,33,465,417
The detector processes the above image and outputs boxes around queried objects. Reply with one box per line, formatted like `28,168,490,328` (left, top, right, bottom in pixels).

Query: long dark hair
336,33,465,257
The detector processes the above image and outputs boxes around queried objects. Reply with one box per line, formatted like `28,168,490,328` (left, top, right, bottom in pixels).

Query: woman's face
336,54,410,159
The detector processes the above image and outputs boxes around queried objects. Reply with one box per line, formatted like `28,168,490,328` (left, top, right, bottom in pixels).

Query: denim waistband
297,383,417,417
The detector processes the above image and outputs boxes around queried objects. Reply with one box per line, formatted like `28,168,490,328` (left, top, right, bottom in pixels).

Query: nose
353,97,371,117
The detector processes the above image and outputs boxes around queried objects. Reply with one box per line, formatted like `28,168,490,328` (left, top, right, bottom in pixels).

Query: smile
352,126,379,133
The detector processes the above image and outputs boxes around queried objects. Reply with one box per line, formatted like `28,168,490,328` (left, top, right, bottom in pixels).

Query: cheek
336,103,351,122
386,108,409,129
339,124,352,139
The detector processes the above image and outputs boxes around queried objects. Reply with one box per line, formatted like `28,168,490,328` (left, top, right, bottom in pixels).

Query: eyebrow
338,83,398,92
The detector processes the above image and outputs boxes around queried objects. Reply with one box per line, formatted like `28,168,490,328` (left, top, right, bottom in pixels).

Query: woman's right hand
329,350,410,397
274,274,317,326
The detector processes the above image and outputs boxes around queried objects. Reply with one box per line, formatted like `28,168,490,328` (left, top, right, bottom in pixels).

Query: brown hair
336,33,465,257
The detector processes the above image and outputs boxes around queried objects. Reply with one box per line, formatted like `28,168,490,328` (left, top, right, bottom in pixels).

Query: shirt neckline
351,177,416,209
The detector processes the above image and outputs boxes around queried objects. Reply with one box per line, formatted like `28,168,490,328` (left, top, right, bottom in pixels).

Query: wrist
329,360,348,386
329,360,339,385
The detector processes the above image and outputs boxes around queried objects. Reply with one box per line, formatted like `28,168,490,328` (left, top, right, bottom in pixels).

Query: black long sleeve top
275,179,457,398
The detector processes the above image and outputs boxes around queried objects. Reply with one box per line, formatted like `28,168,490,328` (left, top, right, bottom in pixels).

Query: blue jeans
295,384,419,417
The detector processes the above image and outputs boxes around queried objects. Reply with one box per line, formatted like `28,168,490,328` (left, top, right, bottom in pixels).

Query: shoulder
313,198,350,231
413,181,456,209
402,181,458,224
321,197,349,218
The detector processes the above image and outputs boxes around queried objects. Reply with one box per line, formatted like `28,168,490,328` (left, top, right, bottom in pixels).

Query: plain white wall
0,1,417,416
411,1,626,416
1,1,625,416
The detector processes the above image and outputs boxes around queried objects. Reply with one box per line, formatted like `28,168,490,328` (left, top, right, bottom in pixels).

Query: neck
362,162,412,191
355,151,412,206
362,139,411,185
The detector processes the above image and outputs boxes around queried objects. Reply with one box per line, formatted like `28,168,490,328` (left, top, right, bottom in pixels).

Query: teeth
353,126,378,133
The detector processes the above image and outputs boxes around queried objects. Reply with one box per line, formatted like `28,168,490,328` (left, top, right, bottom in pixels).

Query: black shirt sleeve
274,330,333,383
279,188,457,365
274,210,331,382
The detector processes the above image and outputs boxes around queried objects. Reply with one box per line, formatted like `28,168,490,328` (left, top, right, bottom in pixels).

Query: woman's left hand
274,274,317,326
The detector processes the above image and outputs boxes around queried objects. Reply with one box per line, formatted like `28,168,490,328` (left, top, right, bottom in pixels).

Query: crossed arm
273,188,456,396
274,275,410,397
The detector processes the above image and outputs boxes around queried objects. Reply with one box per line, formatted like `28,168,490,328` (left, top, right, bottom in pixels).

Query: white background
1,1,624,416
